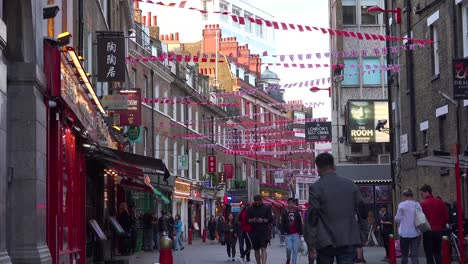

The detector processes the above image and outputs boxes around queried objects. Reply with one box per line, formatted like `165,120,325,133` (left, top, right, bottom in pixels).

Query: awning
335,164,391,183
263,197,282,207
417,155,468,169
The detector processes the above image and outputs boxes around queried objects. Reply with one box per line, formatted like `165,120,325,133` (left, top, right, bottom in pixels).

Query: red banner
113,90,142,126
208,155,217,173
224,164,234,180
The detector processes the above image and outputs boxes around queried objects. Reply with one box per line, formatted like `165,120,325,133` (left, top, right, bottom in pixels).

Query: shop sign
224,164,233,180
126,126,142,143
178,155,188,170
347,100,389,144
208,155,216,173
102,95,128,110
294,111,306,124
191,189,201,199
295,176,318,184
274,171,284,183
174,179,191,196
113,90,142,126
453,59,468,99
305,122,332,142
97,31,125,82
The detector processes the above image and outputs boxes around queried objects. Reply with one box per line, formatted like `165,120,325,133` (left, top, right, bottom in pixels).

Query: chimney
149,15,160,40
170,33,174,41
134,0,142,24
175,32,179,41
202,24,222,53
142,16,146,26
147,12,152,26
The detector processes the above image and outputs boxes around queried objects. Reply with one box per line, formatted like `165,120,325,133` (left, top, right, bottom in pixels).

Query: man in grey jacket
305,153,366,264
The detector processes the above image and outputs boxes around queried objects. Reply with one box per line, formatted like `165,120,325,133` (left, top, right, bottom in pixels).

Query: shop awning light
65,46,106,115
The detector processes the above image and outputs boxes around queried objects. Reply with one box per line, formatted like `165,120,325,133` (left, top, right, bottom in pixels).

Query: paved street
135,237,433,264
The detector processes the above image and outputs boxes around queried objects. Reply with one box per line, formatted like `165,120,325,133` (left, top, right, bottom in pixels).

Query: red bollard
442,236,451,264
388,234,396,264
202,228,207,243
159,249,174,264
188,228,193,245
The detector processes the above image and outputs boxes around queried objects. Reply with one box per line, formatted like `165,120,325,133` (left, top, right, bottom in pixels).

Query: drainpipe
405,0,417,152
151,70,155,158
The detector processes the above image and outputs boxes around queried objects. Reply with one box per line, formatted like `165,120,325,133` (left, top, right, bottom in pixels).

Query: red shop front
44,40,115,264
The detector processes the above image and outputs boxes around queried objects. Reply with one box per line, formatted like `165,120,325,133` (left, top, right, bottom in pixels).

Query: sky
140,0,332,119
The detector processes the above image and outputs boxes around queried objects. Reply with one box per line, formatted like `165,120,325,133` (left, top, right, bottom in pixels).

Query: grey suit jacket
305,172,366,250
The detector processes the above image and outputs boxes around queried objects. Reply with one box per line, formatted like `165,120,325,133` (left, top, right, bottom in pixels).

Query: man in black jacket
378,205,393,262
281,198,303,264
247,195,273,264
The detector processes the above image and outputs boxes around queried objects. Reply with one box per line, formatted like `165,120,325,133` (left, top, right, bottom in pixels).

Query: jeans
317,245,356,264
286,233,301,264
400,236,421,264
153,231,160,250
423,231,443,264
226,239,237,258
175,231,184,250
240,231,252,261
271,226,276,239
143,228,153,250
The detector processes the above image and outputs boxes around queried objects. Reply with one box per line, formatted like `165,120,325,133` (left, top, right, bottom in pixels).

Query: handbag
414,206,431,232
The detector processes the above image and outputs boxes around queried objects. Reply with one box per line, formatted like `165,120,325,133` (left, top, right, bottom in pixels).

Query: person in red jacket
239,203,252,263
420,184,449,264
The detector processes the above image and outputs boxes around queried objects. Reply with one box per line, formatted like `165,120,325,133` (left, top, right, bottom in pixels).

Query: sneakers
232,258,235,262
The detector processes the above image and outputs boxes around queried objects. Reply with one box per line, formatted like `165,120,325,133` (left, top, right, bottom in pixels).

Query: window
164,91,169,115
431,26,440,76
299,183,308,201
196,152,200,181
241,99,246,115
244,12,253,33
173,141,178,173
181,102,185,123
218,125,222,145
242,162,247,180
361,1,378,25
132,68,137,86
462,5,468,57
232,6,241,27
261,167,267,183
251,164,255,178
144,75,148,99
181,145,185,177
362,57,381,85
154,81,160,111
188,105,193,128
195,111,199,132
249,102,254,119
438,116,445,151
260,107,265,123
261,136,266,151
144,127,148,156
202,156,206,176
351,144,363,153
342,58,359,86
256,17,265,38
220,1,229,22
155,135,160,158
173,97,177,120
343,0,356,25
164,138,169,164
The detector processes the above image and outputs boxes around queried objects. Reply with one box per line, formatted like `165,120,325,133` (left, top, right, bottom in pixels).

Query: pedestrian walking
208,216,217,243
158,210,168,236
378,205,393,262
239,203,252,263
142,210,154,251
419,184,449,264
217,216,226,245
367,211,379,246
174,215,185,250
281,197,303,264
224,213,239,261
167,211,175,242
395,188,422,264
355,213,369,264
247,194,273,264
304,153,366,264
117,202,132,255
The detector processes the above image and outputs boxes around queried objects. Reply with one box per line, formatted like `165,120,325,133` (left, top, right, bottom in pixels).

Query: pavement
135,237,435,264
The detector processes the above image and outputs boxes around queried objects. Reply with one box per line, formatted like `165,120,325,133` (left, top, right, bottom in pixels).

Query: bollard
188,228,193,245
202,228,207,243
442,236,451,264
159,234,174,264
388,234,396,264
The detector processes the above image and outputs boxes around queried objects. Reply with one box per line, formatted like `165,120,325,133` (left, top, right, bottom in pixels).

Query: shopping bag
395,239,402,258
299,237,308,256
414,206,431,232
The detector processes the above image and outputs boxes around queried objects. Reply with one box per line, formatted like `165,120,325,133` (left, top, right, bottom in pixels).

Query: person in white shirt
395,188,421,264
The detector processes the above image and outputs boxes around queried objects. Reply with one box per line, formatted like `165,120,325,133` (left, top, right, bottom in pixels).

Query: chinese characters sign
224,164,233,180
113,90,142,126
208,155,217,173
97,31,125,82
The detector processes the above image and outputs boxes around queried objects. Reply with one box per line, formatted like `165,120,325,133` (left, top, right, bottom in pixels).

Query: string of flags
138,0,433,44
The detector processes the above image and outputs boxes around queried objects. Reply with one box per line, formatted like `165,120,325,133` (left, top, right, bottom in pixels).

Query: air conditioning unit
378,154,391,164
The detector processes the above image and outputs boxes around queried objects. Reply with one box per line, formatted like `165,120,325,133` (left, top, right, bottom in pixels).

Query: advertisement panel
347,100,389,143
453,59,468,99
305,122,332,142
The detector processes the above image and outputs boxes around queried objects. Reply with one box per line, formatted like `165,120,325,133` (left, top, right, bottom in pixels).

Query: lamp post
367,6,401,25
309,86,332,98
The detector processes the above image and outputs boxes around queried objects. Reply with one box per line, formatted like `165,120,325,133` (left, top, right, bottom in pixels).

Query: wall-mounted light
367,6,401,24
43,4,60,19
64,46,106,114
57,32,72,47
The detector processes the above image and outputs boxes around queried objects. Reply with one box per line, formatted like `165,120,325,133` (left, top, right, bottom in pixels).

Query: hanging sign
97,31,125,82
178,155,188,170
274,171,284,183
102,95,128,110
126,126,142,143
305,122,332,142
224,164,234,180
208,155,217,173
113,90,142,126
453,59,468,99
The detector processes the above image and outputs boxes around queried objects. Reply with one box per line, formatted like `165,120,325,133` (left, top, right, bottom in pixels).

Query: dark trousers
317,245,356,264
423,231,443,264
400,236,421,264
240,231,252,261
381,232,390,257
227,240,237,258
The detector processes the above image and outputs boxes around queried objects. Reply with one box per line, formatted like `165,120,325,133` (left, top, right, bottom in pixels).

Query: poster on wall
359,186,375,204
347,100,389,143
375,185,391,203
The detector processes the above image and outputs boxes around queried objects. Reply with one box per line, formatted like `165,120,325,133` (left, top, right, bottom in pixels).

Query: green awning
152,186,170,204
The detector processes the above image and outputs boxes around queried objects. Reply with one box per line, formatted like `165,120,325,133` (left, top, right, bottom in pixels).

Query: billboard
305,122,332,142
347,100,389,143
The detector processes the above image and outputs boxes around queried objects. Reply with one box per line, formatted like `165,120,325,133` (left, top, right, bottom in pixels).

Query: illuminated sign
347,100,389,144
174,179,191,196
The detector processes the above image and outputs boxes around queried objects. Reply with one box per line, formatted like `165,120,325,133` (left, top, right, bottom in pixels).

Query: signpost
305,122,332,142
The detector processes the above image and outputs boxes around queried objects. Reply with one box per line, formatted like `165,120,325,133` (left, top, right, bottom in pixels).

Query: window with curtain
342,0,356,25
362,57,381,85
342,58,359,86
361,0,378,25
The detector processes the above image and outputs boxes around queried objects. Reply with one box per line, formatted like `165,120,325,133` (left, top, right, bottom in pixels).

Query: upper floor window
244,11,253,33
220,1,229,22
144,75,148,99
362,57,382,85
361,0,378,25
256,17,265,38
131,68,137,87
232,6,241,28
260,107,265,123
342,58,359,86
343,0,356,25
431,25,440,76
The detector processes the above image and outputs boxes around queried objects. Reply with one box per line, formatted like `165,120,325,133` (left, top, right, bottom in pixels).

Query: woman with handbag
395,188,422,264
224,213,239,262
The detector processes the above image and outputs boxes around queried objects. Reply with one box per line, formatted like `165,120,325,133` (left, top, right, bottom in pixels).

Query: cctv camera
43,5,60,19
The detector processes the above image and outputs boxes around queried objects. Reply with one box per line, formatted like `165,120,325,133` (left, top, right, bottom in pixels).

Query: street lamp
367,6,401,24
309,87,331,98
